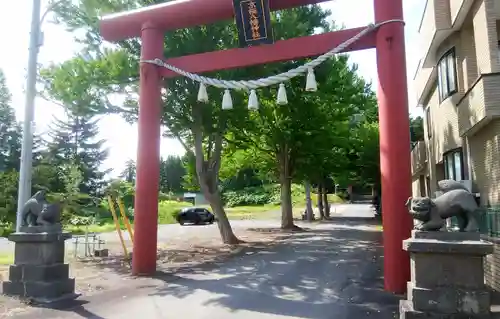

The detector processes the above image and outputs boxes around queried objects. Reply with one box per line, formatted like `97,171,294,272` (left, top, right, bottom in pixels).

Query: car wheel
209,218,214,224
179,220,185,226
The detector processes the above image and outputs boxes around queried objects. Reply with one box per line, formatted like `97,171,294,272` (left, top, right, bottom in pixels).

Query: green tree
40,0,244,244
159,156,185,194
0,69,22,172
227,55,377,226
43,113,109,196
181,152,200,192
349,122,381,187
120,159,136,183
0,170,19,224
104,179,135,210
0,69,22,225
410,115,424,144
219,149,268,191
39,0,377,236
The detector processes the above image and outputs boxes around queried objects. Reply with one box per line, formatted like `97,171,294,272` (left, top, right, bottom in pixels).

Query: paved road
0,204,376,255
15,209,400,319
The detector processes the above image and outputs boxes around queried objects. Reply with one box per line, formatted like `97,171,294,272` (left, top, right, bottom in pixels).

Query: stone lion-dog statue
405,180,479,232
21,190,62,227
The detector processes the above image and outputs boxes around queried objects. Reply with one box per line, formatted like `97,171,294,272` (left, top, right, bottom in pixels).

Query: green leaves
40,0,384,202
39,49,139,116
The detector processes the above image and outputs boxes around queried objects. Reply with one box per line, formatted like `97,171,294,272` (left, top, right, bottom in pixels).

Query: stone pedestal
400,230,494,318
2,225,79,303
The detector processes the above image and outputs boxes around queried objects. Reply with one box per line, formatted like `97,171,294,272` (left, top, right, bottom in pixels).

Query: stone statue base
400,230,494,318
2,226,79,303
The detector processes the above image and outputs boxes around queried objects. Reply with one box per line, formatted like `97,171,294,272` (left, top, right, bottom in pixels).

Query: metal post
16,0,42,232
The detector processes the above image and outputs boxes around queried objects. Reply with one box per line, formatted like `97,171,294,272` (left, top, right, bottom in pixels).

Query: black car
176,207,215,225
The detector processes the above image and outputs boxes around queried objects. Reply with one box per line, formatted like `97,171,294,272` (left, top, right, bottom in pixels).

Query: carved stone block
2,230,78,303
400,231,494,318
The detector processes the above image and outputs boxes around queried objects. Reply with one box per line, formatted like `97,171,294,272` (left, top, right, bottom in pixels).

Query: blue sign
233,0,274,48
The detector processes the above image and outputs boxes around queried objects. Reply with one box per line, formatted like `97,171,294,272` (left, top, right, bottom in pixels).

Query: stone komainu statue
405,180,479,232
21,190,61,227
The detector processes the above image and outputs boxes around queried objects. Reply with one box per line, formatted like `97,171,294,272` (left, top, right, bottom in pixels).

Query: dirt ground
0,226,291,318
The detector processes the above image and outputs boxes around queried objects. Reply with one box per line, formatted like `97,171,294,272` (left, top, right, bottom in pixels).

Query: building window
437,48,457,102
425,106,432,138
443,149,464,181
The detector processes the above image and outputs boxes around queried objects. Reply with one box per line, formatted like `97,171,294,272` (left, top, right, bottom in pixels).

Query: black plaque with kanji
233,0,274,48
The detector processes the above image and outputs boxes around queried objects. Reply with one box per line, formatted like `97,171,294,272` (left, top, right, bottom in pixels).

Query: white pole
16,0,42,231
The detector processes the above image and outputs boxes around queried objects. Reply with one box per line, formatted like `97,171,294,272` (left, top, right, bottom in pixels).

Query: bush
158,200,192,224
223,183,344,207
0,224,14,238
223,186,273,207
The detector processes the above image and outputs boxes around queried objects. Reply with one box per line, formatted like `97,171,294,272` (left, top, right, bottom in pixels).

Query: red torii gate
99,0,413,294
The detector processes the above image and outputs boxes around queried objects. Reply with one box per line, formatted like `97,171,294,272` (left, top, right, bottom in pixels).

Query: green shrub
223,186,273,207
158,200,192,224
223,183,344,207
0,224,14,238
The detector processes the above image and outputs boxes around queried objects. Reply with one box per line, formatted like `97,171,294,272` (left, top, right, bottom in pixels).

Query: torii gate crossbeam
99,0,413,294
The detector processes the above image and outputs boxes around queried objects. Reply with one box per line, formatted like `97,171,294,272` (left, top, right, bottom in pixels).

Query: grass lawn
65,223,121,235
67,203,295,233
225,204,279,220
0,252,14,265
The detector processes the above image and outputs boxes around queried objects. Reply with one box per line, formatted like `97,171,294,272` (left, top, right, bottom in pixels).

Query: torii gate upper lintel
99,0,413,294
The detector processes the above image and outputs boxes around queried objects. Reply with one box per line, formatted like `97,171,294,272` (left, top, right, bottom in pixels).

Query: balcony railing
411,140,427,175
457,73,500,135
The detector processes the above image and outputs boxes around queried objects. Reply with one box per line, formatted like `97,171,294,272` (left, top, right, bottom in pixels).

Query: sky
0,0,425,178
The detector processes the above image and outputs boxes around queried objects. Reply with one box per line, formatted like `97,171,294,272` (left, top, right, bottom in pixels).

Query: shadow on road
8,219,399,319
24,300,105,319
149,224,399,319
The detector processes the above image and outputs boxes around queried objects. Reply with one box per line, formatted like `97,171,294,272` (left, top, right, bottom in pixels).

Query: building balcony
457,73,500,136
418,0,474,69
411,141,427,175
414,0,475,103
418,0,452,69
413,59,436,105
450,0,475,26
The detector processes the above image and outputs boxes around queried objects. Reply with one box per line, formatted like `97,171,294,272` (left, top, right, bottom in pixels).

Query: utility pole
16,0,42,231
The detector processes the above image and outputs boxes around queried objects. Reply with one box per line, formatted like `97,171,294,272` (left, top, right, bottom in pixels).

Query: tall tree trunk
323,187,330,218
279,149,295,229
203,187,240,244
305,181,314,221
317,183,325,219
192,104,240,244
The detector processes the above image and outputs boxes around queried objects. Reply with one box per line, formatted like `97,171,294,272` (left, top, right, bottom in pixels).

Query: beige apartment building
411,0,500,290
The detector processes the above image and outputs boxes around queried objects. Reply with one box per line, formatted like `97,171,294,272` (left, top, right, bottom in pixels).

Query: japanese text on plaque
232,0,274,47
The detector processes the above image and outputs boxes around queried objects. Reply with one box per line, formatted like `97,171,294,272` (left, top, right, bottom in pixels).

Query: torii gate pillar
132,23,164,274
374,0,413,293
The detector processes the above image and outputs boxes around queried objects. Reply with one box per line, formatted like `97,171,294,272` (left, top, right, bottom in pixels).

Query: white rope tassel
248,90,259,110
197,83,209,103
277,83,288,105
305,67,317,92
222,89,233,110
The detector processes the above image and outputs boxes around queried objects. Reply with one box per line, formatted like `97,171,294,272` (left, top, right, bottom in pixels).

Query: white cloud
0,0,424,177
